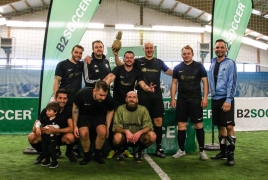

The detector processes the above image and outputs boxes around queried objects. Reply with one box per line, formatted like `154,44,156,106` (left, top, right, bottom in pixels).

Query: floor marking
144,154,171,180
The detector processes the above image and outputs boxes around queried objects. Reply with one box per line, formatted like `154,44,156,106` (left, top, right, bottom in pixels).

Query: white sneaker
172,149,186,158
200,151,208,160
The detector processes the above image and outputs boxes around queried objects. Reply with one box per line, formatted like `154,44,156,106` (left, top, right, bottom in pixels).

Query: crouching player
113,91,156,162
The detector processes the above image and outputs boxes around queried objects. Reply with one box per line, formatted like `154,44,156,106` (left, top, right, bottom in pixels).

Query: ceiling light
204,25,211,33
242,37,268,50
252,9,261,16
88,23,104,29
134,25,152,30
152,25,204,33
115,24,134,30
6,21,46,28
0,17,6,26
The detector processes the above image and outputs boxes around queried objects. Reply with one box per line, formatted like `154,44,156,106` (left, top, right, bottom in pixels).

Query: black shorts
175,99,203,123
212,98,235,126
77,114,106,129
138,96,164,119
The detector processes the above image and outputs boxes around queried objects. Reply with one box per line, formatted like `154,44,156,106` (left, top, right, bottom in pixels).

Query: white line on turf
144,154,171,180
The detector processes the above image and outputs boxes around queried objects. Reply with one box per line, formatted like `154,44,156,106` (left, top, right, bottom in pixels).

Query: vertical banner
211,0,253,60
40,0,100,111
106,46,157,70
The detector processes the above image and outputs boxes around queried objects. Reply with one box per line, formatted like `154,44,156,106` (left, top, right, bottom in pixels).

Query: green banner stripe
40,0,100,110
212,0,252,60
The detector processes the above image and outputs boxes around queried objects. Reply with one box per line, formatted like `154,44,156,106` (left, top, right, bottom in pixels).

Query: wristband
35,121,41,128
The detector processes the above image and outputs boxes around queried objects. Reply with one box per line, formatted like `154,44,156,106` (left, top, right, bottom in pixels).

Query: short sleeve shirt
74,87,114,115
134,57,169,98
112,66,143,106
55,59,83,100
38,106,72,128
113,104,153,133
173,61,207,100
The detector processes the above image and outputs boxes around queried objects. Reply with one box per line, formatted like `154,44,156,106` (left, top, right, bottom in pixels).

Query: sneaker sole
156,154,166,158
172,154,185,159
41,164,50,167
210,157,227,160
49,165,58,168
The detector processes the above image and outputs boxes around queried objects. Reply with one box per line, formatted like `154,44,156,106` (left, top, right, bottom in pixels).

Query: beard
126,102,138,111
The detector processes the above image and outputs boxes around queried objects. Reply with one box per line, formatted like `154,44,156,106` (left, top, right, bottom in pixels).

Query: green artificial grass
0,131,267,180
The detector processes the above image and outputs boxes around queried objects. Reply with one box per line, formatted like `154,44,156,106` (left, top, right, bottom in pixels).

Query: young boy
36,102,60,168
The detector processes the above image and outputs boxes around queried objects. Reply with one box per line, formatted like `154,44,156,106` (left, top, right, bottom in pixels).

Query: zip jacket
208,57,237,104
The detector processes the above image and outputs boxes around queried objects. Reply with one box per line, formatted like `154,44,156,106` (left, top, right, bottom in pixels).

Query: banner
40,0,100,111
235,97,268,131
0,98,38,134
212,0,253,60
106,46,157,70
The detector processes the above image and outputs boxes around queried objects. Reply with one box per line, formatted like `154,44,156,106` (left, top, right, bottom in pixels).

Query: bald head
144,41,154,48
126,91,138,98
126,91,138,107
143,42,154,60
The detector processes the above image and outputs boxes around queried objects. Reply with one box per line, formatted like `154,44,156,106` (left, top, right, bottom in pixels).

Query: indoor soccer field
1,1,268,180
0,131,266,180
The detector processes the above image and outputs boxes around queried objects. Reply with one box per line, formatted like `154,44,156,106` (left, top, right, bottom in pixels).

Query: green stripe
41,0,100,110
212,0,252,60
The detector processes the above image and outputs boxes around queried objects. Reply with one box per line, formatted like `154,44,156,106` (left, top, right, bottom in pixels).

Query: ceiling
0,0,268,44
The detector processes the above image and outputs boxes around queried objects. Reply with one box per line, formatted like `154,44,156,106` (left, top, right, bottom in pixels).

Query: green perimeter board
0,98,38,134
1,98,216,153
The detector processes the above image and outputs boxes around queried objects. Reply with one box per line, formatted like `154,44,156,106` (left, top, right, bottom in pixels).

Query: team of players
28,38,237,167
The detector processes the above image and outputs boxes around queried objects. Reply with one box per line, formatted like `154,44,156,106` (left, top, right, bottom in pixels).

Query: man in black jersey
170,45,208,160
114,42,173,158
72,80,114,165
53,44,84,158
53,45,84,106
84,40,111,88
28,89,77,164
104,50,155,159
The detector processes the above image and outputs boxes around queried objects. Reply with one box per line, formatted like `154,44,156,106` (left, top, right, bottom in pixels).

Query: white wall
0,0,267,70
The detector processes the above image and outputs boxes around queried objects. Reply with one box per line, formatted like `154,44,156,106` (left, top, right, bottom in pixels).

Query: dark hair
55,89,68,98
215,39,228,48
124,51,135,57
72,45,84,52
46,102,60,113
92,40,104,49
95,80,109,92
181,45,193,53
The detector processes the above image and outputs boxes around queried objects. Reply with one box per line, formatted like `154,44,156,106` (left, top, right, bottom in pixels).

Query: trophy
112,31,122,52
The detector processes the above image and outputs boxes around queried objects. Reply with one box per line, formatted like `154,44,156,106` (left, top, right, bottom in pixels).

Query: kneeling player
113,91,156,162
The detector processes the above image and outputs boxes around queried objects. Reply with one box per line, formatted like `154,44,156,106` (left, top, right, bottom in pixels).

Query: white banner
235,97,268,131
